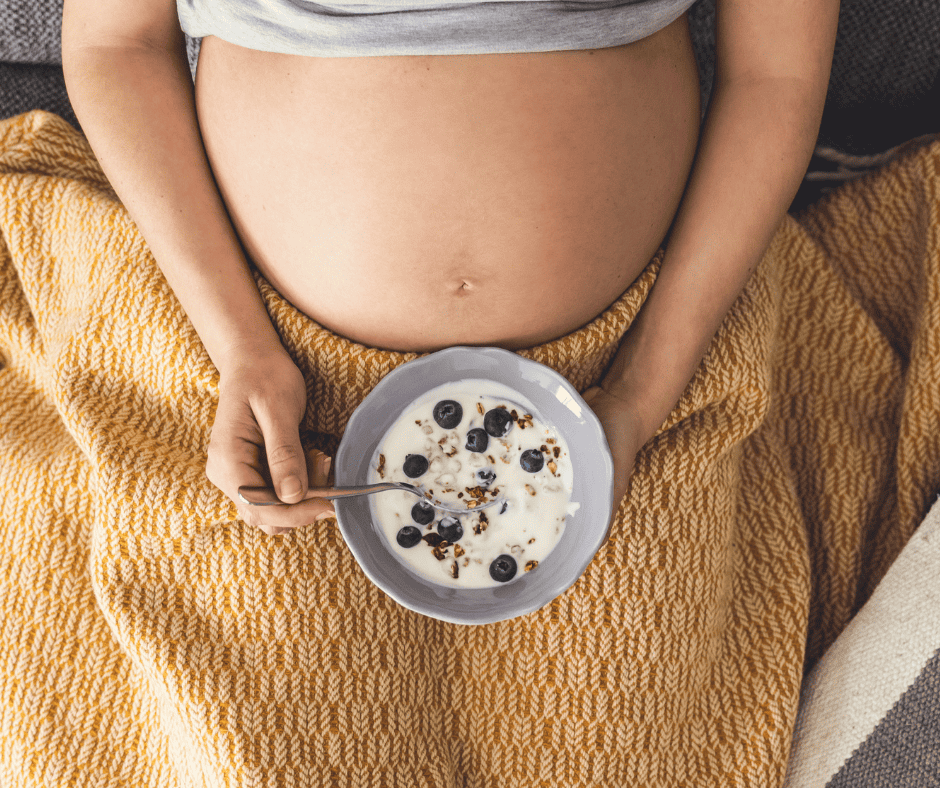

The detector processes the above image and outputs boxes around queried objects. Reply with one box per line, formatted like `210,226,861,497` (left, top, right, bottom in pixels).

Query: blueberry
402,454,429,478
520,449,544,473
433,400,463,429
489,554,517,582
411,500,435,525
396,526,422,548
437,517,463,543
484,407,514,438
476,468,496,487
465,427,489,453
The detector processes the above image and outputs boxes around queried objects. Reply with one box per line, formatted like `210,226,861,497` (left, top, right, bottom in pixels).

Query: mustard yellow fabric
0,111,938,787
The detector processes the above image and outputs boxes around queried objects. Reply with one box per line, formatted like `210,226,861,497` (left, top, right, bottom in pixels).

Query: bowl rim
334,345,615,625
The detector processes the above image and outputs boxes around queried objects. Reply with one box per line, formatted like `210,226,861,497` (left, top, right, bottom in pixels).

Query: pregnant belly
195,18,701,351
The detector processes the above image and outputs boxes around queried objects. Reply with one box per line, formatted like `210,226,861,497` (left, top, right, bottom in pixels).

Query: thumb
255,405,308,504
581,386,602,405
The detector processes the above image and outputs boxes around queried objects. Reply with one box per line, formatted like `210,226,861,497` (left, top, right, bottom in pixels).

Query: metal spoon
237,482,501,515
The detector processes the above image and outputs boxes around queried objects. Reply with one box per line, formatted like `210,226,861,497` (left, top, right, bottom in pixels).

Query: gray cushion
0,0,63,65
0,62,77,129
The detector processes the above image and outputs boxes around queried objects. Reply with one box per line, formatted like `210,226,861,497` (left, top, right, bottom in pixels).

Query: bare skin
195,20,701,351
62,0,839,534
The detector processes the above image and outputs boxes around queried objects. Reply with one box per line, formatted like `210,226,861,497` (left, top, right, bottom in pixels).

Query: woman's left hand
581,384,650,535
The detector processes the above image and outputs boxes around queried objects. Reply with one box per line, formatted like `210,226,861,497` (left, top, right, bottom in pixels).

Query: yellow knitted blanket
0,111,938,787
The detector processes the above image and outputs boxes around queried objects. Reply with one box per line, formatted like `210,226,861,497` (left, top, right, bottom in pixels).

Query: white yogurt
368,379,579,588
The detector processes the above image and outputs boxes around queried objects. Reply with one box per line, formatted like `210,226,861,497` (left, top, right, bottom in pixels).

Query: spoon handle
238,482,411,507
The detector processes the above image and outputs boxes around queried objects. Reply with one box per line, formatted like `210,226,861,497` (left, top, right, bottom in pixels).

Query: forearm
62,40,284,374
604,76,826,441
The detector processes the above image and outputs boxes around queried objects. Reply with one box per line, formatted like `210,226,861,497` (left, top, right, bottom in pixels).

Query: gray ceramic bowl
334,346,614,625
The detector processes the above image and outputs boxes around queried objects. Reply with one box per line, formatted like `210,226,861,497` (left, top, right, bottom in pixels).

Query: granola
368,379,579,588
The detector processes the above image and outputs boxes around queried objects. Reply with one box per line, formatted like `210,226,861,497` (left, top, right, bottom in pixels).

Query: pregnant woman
61,0,839,537
33,1,934,786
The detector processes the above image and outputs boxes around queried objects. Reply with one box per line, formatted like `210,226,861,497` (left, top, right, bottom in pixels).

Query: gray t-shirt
177,0,699,57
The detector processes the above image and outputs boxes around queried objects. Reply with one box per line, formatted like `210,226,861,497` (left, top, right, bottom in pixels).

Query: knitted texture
0,111,938,787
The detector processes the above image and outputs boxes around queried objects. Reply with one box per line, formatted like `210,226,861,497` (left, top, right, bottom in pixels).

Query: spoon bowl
237,482,501,514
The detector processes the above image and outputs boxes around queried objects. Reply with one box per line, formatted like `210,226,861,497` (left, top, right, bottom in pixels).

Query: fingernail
280,475,302,500
321,455,332,476
315,510,334,521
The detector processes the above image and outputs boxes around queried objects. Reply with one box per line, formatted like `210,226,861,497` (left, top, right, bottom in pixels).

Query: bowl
334,346,614,625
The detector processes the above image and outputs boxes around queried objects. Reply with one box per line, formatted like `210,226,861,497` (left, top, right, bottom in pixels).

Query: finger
237,503,307,537
581,385,602,403
253,402,308,504
206,394,264,489
206,401,275,527
307,451,333,489
238,495,335,535
238,450,335,535
266,497,336,530
304,449,335,517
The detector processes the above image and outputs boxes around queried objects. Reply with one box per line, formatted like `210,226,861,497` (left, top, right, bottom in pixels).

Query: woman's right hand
206,351,335,536
63,2,338,538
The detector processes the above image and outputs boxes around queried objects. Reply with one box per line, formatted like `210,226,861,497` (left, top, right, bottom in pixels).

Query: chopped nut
422,533,444,547
449,561,459,578
546,438,556,445
540,444,549,453
510,409,519,419
376,454,386,479
553,446,561,458
464,485,494,504
431,545,448,561
525,484,536,496
454,544,465,557
528,538,536,544
476,402,485,415
463,558,470,567
415,419,422,425
525,560,539,572
487,455,497,465
547,460,558,475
